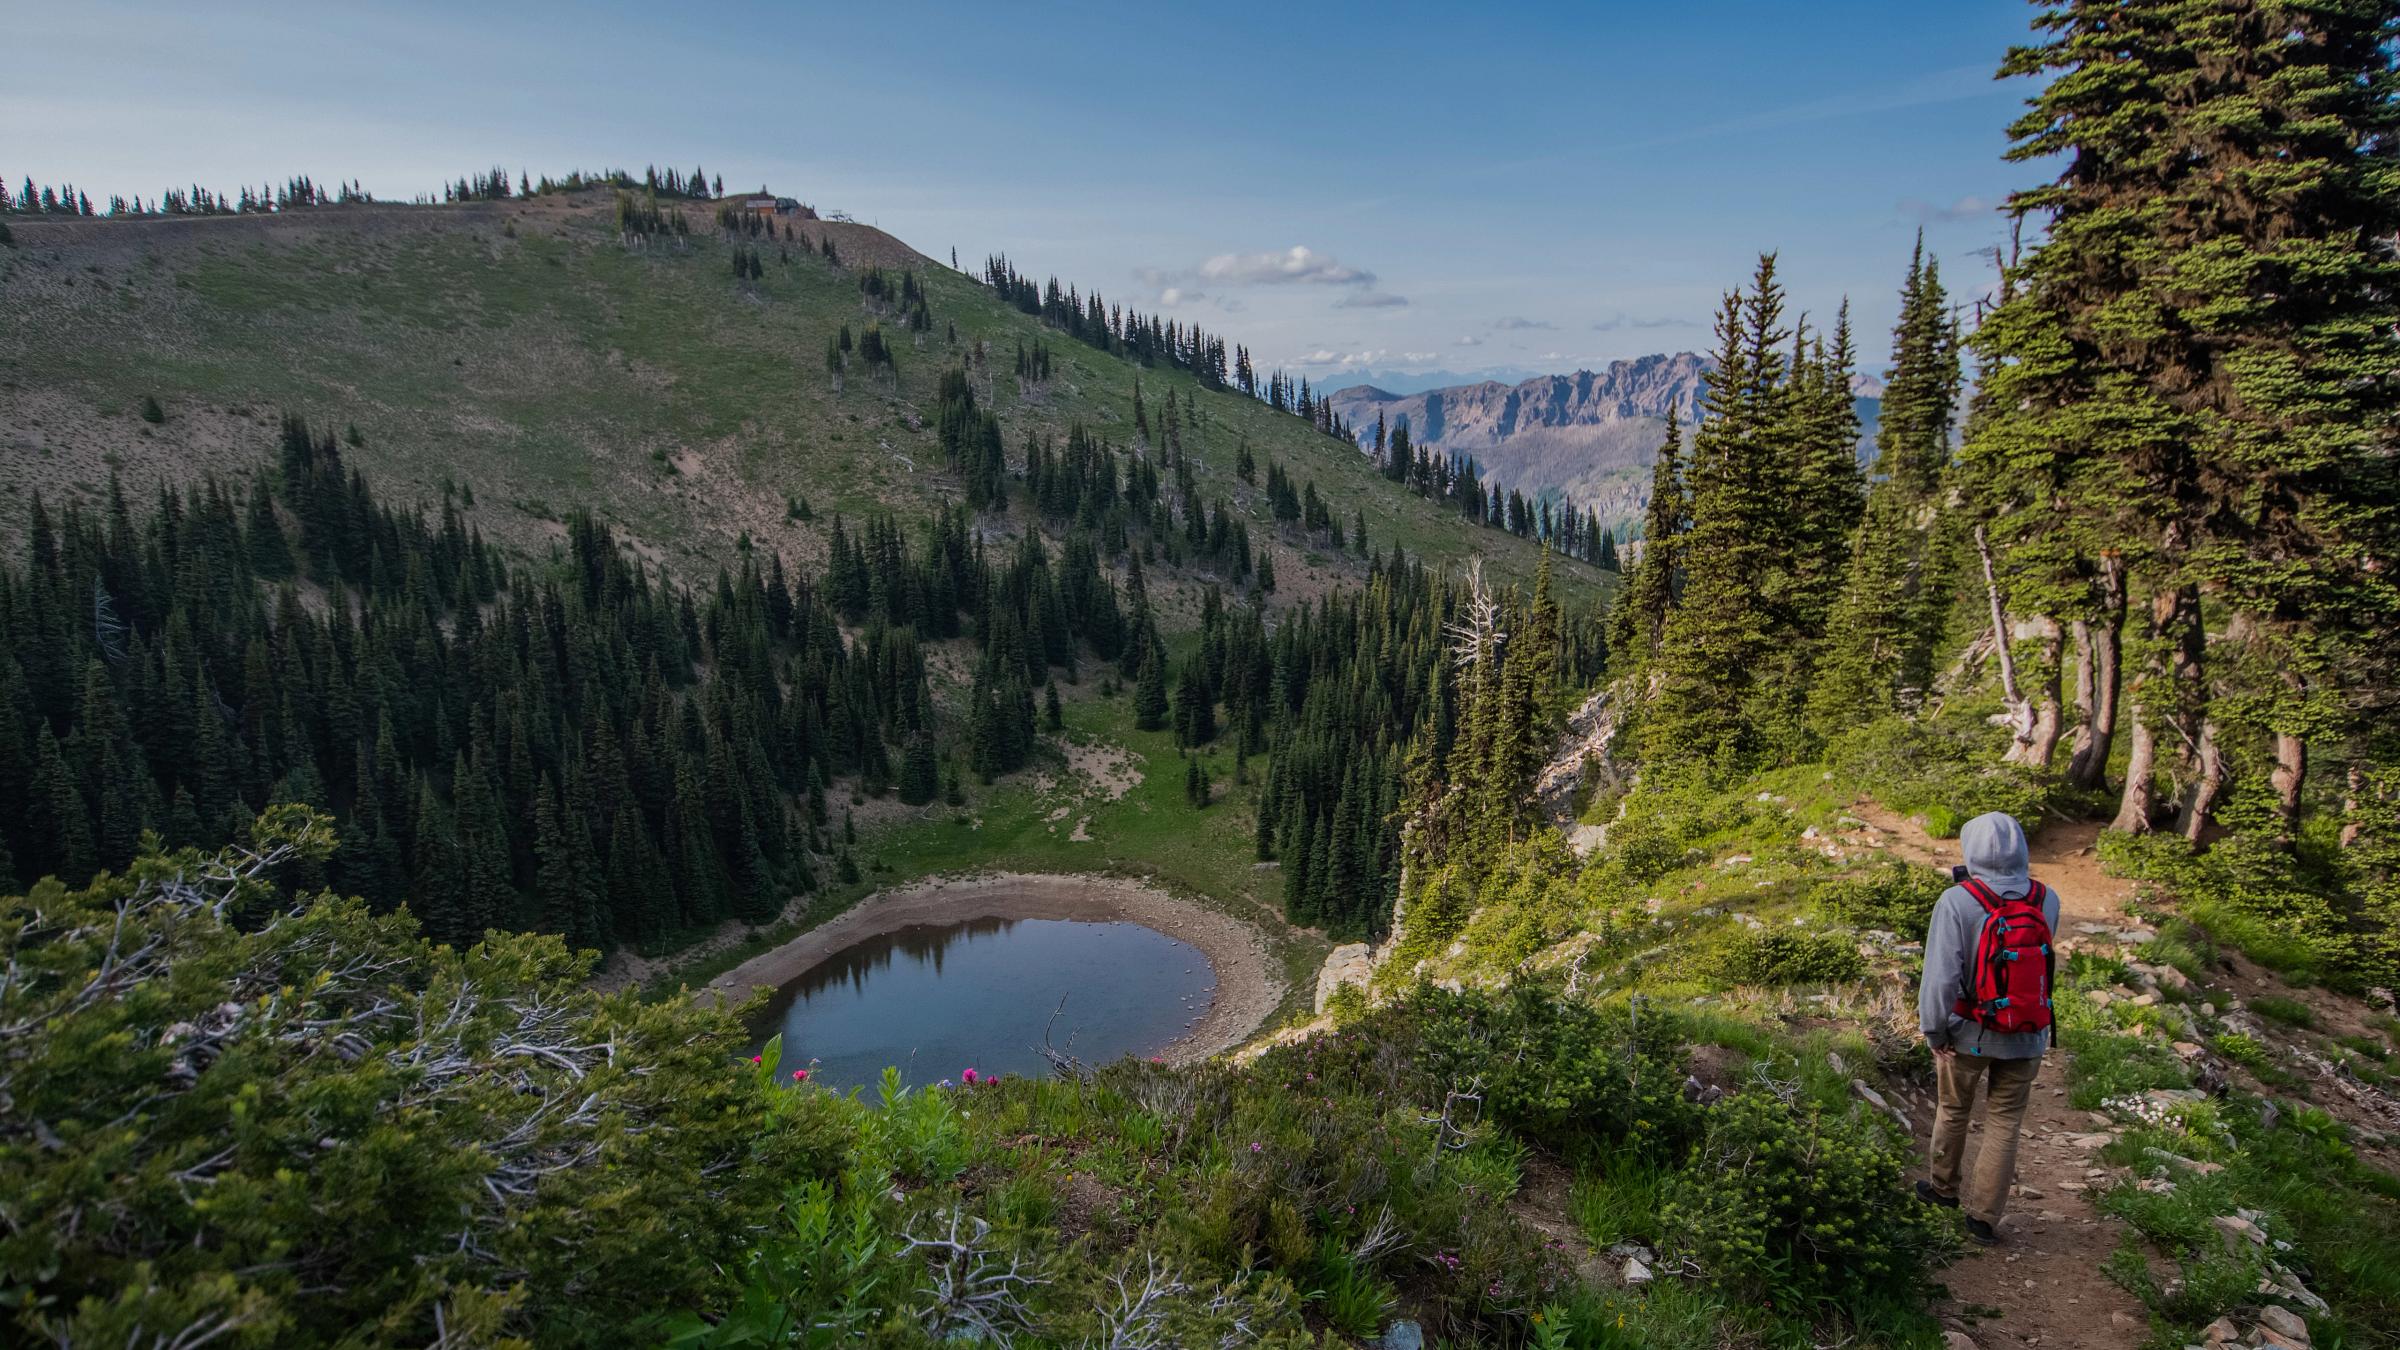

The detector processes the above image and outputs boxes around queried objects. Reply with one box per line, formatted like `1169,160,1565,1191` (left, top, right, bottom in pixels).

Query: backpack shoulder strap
1959,876,2004,914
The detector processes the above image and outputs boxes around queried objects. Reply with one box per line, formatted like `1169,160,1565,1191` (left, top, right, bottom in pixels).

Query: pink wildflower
791,1069,809,1083
961,1067,980,1085
1249,1142,1262,1153
750,1055,762,1064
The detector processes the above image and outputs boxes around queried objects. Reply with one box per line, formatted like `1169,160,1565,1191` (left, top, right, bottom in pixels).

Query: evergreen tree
1132,635,1169,732
1608,409,1686,670
1646,261,1793,763
1810,247,1964,736
1971,0,2400,838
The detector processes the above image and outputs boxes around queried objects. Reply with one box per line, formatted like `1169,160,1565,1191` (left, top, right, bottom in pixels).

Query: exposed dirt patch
696,872,1281,1065
1063,736,1143,802
1509,1154,1615,1288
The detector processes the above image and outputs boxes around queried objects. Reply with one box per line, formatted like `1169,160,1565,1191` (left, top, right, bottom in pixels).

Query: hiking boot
1915,1180,1959,1209
1964,1215,2000,1246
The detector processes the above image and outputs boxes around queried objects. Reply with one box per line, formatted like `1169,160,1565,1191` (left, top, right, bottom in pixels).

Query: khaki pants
1927,1052,2041,1223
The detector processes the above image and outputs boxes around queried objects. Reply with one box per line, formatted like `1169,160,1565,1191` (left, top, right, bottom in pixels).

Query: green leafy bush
1812,860,1951,934
1409,983,1701,1160
0,812,821,1347
2214,1032,2270,1069
2063,1028,2192,1109
1716,929,1866,986
1828,717,2051,833
2100,829,2390,989
1661,1090,1951,1306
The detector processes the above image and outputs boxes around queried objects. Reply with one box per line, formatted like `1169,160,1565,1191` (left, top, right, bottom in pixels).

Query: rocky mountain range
1328,353,1880,536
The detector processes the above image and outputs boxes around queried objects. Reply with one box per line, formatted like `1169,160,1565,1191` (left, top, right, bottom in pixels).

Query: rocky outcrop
1314,942,1375,1014
1535,689,1618,829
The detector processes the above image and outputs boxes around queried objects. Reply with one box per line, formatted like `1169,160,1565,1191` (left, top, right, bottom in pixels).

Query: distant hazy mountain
1310,365,1548,397
1327,354,1709,534
1327,354,1882,536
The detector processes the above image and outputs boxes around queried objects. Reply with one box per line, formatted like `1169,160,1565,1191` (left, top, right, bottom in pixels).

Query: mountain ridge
1328,353,1884,536
1327,353,1712,534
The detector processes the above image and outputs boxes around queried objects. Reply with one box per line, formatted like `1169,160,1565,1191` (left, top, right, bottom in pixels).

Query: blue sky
8,0,2049,386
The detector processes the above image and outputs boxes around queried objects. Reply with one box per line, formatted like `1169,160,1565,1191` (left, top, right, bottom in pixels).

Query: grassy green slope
0,191,1600,619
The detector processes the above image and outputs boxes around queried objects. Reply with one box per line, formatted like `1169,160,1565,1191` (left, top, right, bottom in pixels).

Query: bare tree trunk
2017,620,2065,769
2113,706,2160,834
1976,525,2037,761
2168,599,2224,843
2270,668,2307,845
2272,730,2306,845
2066,555,2124,790
2179,717,2227,844
2340,761,2365,848
2112,579,2193,835
2067,617,2098,769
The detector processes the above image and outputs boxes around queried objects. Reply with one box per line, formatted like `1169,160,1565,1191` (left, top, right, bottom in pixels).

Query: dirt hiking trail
1853,804,2153,1350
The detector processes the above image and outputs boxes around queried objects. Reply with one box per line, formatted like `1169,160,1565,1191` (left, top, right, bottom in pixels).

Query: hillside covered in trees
5,4,2400,1350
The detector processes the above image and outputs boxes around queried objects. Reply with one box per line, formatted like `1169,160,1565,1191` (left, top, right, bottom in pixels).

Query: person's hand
1929,1043,1956,1061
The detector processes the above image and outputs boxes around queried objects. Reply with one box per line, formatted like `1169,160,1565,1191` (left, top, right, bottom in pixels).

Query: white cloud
1140,245,1403,309
1491,316,1553,331
1591,313,1684,331
1402,351,1437,362
1455,335,1484,347
1899,194,1998,224
1197,245,1375,287
1292,348,1388,369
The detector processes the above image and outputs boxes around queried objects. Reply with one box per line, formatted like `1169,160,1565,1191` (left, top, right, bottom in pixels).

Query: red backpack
1952,878,2055,1039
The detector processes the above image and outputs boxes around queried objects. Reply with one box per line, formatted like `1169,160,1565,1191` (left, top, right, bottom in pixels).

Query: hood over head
1959,811,2031,899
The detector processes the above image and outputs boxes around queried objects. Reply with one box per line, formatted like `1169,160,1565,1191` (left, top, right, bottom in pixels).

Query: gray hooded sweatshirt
1919,811,2059,1059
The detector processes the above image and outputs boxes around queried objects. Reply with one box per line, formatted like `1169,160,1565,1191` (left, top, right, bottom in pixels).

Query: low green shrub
1,812,830,1348
1827,717,2053,831
2214,1032,2271,1069
2248,994,2316,1029
1409,983,1702,1161
2335,1034,2389,1063
1323,980,1367,1027
2064,1028,2193,1109
1571,1154,1666,1246
1812,860,1951,934
1661,1090,1952,1307
1716,929,1866,986
2141,920,2216,983
2100,829,2390,989
1305,1236,1398,1339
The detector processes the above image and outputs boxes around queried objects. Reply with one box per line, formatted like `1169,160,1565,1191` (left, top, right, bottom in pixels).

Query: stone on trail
1620,1256,1654,1285
1942,1332,1979,1350
2199,1316,2242,1345
1378,1320,1425,1350
2213,1213,2268,1253
2257,1306,2311,1346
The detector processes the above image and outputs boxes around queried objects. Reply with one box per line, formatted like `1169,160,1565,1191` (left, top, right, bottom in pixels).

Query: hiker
1916,810,2058,1245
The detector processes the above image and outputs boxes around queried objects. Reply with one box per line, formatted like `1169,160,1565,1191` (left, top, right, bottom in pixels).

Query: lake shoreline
697,872,1282,1066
